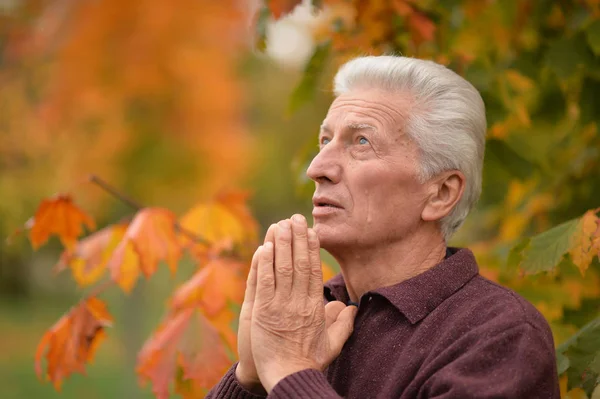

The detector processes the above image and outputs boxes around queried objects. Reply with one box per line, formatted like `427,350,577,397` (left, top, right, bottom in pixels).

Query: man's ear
421,170,466,223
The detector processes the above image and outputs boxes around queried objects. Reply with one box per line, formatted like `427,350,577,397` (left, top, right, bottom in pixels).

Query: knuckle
277,263,294,277
258,274,274,286
295,258,310,270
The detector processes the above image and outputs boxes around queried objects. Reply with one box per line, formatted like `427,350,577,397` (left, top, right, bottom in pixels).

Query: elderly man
207,56,560,398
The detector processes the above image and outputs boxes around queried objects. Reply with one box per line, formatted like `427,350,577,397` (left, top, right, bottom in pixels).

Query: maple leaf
28,194,96,250
35,297,113,390
108,208,182,293
179,195,258,261
55,223,128,287
215,190,259,244
268,0,303,19
569,209,600,275
170,259,246,318
138,309,232,399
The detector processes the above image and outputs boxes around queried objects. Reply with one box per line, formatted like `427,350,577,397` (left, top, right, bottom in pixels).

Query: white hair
333,56,487,240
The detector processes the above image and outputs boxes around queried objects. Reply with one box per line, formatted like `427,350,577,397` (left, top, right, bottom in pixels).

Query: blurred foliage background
1,0,600,397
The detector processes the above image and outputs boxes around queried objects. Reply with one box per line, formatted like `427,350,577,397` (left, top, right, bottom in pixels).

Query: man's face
307,88,431,251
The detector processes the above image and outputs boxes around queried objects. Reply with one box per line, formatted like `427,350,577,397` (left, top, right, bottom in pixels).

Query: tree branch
87,174,210,245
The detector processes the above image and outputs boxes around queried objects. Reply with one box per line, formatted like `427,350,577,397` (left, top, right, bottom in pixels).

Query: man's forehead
319,121,378,133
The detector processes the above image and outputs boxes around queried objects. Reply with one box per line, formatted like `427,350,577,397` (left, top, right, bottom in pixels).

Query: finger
291,214,311,295
264,223,276,245
307,228,324,299
242,247,260,306
256,242,275,302
274,220,293,296
325,301,346,329
327,305,358,357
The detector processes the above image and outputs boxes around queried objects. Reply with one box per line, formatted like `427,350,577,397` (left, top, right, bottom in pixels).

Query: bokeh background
1,0,600,398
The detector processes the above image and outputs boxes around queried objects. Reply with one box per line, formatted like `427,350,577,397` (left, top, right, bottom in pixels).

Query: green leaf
519,218,580,274
507,237,530,269
545,34,594,79
254,5,271,52
311,0,323,9
580,77,600,126
486,139,535,180
587,20,600,56
557,317,600,394
557,351,570,375
287,41,331,115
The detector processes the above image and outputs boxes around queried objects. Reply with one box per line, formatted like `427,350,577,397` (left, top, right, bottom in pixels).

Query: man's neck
330,228,447,303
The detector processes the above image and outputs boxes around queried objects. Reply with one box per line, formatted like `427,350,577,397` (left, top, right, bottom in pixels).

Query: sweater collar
323,247,479,324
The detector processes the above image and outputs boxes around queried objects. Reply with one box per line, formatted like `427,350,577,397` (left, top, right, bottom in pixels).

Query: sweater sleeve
268,369,343,399
205,363,267,399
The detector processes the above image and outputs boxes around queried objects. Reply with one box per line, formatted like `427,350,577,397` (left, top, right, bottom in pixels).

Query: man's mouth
312,196,343,209
317,203,339,208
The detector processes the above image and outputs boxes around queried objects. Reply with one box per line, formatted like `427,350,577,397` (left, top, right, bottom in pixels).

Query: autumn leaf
215,190,259,244
268,0,303,19
569,209,600,275
108,208,182,293
28,194,96,250
55,223,128,287
170,259,246,317
35,297,113,390
179,196,257,261
138,309,232,399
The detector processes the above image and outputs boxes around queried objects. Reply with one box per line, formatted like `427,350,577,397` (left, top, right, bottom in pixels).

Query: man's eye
358,137,369,145
321,138,331,145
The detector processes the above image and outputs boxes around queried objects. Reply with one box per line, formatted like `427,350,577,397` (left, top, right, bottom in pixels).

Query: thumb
327,305,357,357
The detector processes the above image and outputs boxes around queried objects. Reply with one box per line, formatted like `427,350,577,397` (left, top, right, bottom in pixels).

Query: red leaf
35,297,113,390
56,223,128,286
170,259,246,317
138,309,232,399
28,194,96,250
268,0,303,19
108,208,182,293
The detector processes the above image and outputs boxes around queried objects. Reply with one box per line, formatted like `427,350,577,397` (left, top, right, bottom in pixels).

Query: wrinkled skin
235,88,465,393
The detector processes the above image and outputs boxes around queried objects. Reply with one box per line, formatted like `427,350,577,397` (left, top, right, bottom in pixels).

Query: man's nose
306,143,342,184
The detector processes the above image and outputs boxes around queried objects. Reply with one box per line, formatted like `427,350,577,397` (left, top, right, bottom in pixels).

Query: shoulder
432,274,555,351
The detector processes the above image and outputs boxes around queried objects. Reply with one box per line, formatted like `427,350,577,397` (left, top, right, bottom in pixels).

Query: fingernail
292,214,305,224
278,220,291,230
264,242,273,250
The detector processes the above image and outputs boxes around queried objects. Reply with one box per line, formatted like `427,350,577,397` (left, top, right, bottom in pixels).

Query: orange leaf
407,11,436,45
177,313,232,390
35,297,113,391
56,223,128,287
170,259,246,317
28,194,96,250
138,309,232,399
108,208,182,293
569,209,600,275
268,0,303,19
179,196,258,261
216,190,259,245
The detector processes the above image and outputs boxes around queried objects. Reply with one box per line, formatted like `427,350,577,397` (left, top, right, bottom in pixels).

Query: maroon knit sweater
206,248,560,398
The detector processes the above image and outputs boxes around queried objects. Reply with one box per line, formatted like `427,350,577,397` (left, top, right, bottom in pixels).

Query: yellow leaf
112,240,140,293
179,202,246,247
505,70,534,93
569,210,600,275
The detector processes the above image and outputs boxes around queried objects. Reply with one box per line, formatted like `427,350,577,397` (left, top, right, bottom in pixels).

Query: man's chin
312,223,342,250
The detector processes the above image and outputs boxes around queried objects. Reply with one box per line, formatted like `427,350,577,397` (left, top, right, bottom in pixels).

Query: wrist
261,364,316,393
235,364,266,395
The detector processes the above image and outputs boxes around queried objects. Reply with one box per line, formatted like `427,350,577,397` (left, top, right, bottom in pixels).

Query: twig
88,174,143,210
88,174,210,245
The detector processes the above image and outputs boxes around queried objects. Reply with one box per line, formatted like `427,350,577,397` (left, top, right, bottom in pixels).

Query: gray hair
333,56,487,240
